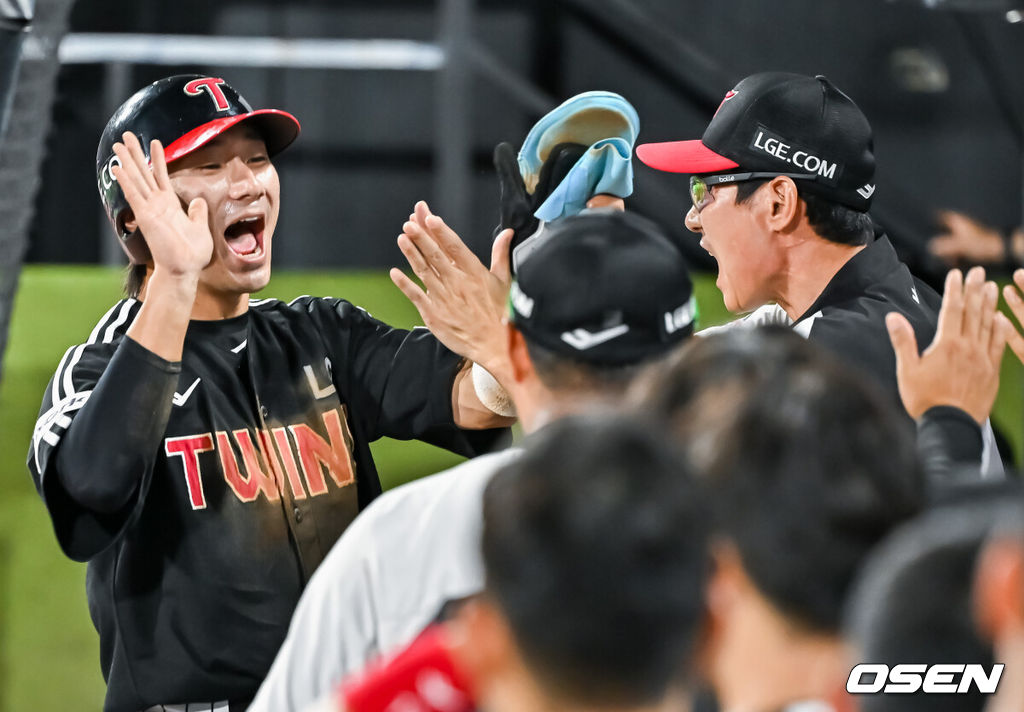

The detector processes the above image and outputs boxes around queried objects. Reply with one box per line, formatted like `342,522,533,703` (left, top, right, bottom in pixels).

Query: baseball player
634,72,1008,474
27,74,512,712
312,414,710,712
249,210,697,712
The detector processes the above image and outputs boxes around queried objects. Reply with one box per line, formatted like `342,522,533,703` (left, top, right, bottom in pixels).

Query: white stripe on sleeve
103,299,136,343
57,299,138,403
52,301,120,402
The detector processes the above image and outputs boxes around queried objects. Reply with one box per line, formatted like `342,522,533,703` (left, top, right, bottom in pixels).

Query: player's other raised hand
1001,268,1024,365
111,131,213,280
390,200,514,386
887,266,1008,424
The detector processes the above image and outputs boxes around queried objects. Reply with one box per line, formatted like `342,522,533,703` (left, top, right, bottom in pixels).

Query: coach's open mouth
224,215,266,258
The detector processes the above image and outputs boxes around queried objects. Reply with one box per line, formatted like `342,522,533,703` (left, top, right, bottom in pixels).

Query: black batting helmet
96,74,300,264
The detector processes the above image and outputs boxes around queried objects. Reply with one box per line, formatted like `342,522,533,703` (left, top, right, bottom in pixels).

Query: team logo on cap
664,297,697,335
509,282,535,318
713,89,738,117
856,183,876,200
561,324,630,351
750,126,840,182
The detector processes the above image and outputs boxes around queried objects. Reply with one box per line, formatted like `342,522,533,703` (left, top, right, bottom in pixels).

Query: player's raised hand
887,266,1008,423
390,200,514,381
1000,268,1024,365
111,131,213,280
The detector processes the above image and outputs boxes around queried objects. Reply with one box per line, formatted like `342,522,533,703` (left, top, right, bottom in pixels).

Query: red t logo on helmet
183,77,231,112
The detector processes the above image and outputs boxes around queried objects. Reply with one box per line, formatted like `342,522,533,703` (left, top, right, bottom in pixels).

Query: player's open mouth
224,215,266,258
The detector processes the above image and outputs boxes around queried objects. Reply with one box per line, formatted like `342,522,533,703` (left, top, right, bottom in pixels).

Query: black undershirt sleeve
917,405,984,484
304,297,510,457
55,336,180,513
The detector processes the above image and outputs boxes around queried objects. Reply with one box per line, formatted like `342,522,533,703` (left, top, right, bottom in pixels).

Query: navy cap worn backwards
636,72,876,211
508,210,696,366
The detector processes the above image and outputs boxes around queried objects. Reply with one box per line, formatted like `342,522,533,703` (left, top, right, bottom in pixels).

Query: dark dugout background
25,0,1024,285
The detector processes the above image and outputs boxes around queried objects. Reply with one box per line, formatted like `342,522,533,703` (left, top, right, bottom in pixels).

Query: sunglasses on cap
689,171,816,213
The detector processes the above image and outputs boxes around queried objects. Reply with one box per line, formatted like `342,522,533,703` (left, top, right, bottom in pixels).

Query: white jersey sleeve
696,303,792,337
980,418,1004,478
249,448,520,712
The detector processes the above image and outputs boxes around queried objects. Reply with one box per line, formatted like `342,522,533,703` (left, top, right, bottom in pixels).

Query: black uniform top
706,233,1001,478
27,295,507,712
706,234,941,406
792,233,941,409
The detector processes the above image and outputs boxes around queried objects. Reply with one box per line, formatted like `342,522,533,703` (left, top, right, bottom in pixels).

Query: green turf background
0,266,1020,710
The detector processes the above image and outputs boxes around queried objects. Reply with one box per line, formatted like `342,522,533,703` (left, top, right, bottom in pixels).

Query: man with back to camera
26,74,513,711
249,208,698,712
974,491,1024,712
635,327,926,711
844,484,1016,712
311,414,710,712
635,71,1003,474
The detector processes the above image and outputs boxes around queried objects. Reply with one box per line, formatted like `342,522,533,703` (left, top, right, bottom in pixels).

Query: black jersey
703,234,941,410
27,295,507,712
707,234,1001,476
792,233,941,407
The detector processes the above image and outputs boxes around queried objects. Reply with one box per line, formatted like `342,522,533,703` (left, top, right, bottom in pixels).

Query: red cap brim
164,109,301,163
636,139,739,174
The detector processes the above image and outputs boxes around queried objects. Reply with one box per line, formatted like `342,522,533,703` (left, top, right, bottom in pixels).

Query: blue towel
518,91,640,222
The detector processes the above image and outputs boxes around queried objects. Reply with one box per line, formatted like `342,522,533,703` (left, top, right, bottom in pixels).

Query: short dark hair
639,327,924,632
734,178,873,246
481,414,709,707
844,488,1021,712
523,339,650,397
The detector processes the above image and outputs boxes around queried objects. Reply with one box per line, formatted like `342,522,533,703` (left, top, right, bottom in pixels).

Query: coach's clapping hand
887,266,1008,424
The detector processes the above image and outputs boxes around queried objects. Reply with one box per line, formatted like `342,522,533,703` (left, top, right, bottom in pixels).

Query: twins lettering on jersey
165,406,356,510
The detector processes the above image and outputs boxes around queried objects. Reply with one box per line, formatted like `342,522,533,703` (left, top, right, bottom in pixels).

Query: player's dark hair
481,414,709,707
124,263,146,298
844,487,1020,712
523,339,651,397
638,327,924,632
734,178,873,246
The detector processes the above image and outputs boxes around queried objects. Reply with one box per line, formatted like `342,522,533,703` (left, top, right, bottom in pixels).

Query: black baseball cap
508,210,696,366
637,72,876,211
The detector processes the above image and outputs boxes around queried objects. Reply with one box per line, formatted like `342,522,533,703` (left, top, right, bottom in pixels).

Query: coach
637,71,1001,473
